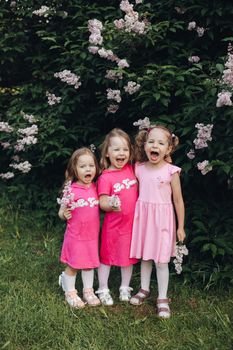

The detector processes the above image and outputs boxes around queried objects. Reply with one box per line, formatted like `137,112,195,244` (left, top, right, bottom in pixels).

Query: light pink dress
60,182,100,269
98,164,138,266
130,162,181,263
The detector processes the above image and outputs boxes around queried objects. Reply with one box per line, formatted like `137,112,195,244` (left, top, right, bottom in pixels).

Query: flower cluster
0,172,14,179
124,81,141,94
107,89,122,103
133,116,151,129
114,0,148,35
54,70,81,89
88,19,103,46
197,160,212,175
187,21,205,37
21,112,37,123
105,70,123,82
193,123,213,149
32,6,50,17
173,243,189,274
46,91,62,105
9,160,32,173
186,149,195,159
108,195,121,208
0,141,11,149
188,56,200,63
57,181,75,209
0,122,13,133
216,91,232,107
216,48,233,107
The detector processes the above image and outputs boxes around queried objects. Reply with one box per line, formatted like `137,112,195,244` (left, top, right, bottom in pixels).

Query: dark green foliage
0,0,233,286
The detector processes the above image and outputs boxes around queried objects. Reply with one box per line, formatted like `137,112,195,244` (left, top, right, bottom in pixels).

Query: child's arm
171,172,186,242
99,195,121,212
58,206,72,220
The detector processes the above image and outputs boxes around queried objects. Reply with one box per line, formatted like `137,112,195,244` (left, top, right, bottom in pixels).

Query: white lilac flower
0,142,11,149
188,56,200,63
46,92,62,105
173,243,189,274
54,70,81,89
9,161,32,173
187,149,195,159
0,122,14,133
187,21,196,30
18,125,38,136
106,89,122,103
33,6,50,17
193,123,213,149
108,195,121,208
197,160,212,175
117,59,129,68
124,81,141,94
21,112,37,123
0,172,14,179
133,117,150,129
216,91,233,107
105,70,123,81
88,46,99,54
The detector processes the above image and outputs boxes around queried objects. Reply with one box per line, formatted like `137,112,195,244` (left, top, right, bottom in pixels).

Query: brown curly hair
100,128,133,170
134,124,179,163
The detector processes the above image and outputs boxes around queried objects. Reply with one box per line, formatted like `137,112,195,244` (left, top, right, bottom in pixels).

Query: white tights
62,269,94,292
98,263,133,290
139,260,169,299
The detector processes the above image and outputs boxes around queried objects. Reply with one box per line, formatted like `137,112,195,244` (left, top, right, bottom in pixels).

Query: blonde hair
64,147,99,183
134,124,179,163
100,128,133,170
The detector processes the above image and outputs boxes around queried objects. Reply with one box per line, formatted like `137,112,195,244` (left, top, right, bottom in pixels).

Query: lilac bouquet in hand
173,242,189,274
108,194,121,209
57,181,76,209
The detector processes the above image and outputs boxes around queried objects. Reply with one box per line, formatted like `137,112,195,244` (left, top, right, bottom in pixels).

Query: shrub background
0,0,233,286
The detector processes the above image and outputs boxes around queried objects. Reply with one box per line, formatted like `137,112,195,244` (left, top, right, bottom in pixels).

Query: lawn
0,209,233,350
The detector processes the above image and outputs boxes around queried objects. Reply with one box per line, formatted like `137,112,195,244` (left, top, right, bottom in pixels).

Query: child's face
144,128,172,165
107,136,130,169
76,154,96,185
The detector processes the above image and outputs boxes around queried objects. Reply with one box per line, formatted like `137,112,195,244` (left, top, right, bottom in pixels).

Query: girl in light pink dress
130,125,186,318
96,128,138,305
58,147,101,308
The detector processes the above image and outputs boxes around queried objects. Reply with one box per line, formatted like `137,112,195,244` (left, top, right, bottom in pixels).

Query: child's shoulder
166,162,182,175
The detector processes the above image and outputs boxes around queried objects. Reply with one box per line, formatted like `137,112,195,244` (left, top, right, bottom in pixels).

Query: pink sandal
65,290,85,309
156,298,171,318
130,288,150,305
83,288,101,306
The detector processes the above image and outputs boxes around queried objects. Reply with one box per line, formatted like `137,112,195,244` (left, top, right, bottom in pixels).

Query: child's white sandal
83,288,101,306
156,298,171,319
65,290,85,309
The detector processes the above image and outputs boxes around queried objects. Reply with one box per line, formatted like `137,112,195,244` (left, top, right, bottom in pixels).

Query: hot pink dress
130,162,181,263
98,164,138,266
60,182,100,269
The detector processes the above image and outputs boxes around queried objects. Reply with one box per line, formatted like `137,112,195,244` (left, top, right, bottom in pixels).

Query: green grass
1,209,233,350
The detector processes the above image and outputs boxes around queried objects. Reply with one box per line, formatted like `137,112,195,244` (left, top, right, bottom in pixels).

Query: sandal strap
157,298,171,304
138,288,150,297
157,307,170,313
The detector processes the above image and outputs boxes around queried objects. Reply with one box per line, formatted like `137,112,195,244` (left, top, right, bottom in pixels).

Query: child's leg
82,269,100,306
120,265,133,288
81,269,94,289
97,263,111,290
155,262,170,318
59,265,85,308
96,263,113,306
119,265,133,301
130,260,152,305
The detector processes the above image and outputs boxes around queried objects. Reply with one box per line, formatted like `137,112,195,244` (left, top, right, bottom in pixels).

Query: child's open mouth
84,174,92,180
150,151,159,161
116,157,125,165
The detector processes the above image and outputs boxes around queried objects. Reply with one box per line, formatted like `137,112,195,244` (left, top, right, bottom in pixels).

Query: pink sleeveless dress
130,162,181,263
60,182,100,269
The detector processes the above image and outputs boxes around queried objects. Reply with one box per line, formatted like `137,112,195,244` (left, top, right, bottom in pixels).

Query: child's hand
108,195,121,212
177,228,186,243
63,208,72,220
